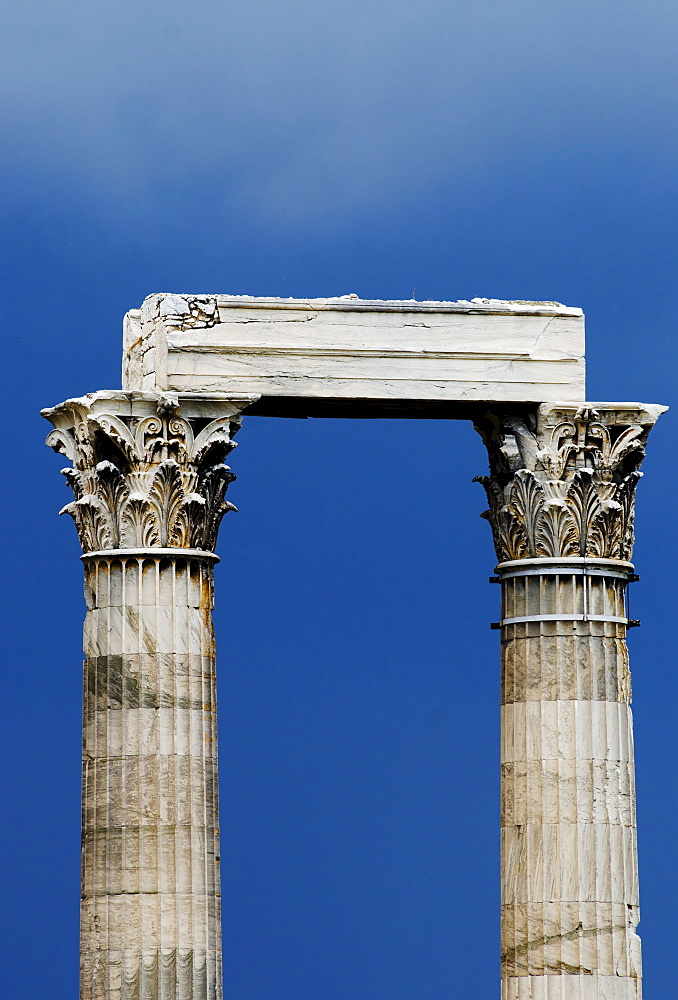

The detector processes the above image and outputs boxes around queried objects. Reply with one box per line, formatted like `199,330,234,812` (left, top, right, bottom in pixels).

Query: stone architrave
122,294,586,404
474,402,665,1000
43,390,257,1000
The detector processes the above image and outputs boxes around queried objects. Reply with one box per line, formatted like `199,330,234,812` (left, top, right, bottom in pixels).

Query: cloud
2,0,677,225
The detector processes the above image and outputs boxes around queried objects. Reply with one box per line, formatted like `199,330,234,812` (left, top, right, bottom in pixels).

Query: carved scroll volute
474,403,666,563
42,391,258,554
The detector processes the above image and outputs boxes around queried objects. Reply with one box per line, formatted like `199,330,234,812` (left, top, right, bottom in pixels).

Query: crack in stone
502,921,628,963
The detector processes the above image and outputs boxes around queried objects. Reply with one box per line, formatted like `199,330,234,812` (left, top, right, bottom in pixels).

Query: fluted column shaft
499,559,640,999
475,401,665,1000
43,390,257,1000
82,552,221,999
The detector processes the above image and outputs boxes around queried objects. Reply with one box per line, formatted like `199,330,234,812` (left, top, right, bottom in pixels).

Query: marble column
475,403,665,1000
43,390,256,1000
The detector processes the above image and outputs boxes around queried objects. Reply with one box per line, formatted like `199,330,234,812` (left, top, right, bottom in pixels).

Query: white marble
122,293,586,403
43,393,254,1000
81,554,223,1000
477,404,665,999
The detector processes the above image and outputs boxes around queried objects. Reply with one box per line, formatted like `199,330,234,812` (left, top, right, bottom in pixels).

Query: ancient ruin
43,294,665,999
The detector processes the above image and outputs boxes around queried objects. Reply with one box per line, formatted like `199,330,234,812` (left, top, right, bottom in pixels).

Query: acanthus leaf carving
536,494,578,559
190,465,238,551
474,403,664,563
43,392,255,554
508,470,545,559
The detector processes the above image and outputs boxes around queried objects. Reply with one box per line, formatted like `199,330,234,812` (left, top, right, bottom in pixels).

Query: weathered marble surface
122,294,586,403
500,573,640,987
43,391,255,1000
476,403,665,1000
81,554,221,1000
503,975,643,998
41,391,258,555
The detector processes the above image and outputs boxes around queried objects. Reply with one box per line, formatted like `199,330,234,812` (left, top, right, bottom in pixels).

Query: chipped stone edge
139,291,584,317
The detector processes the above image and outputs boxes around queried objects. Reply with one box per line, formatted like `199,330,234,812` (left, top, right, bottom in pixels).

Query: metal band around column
491,557,638,628
81,547,220,562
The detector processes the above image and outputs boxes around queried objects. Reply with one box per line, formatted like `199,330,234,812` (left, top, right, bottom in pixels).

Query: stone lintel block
122,293,586,405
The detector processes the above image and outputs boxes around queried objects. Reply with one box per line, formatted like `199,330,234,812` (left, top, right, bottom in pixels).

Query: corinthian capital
474,402,666,563
42,391,258,553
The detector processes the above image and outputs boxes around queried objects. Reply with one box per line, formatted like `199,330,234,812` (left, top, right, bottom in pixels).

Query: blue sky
2,2,677,996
